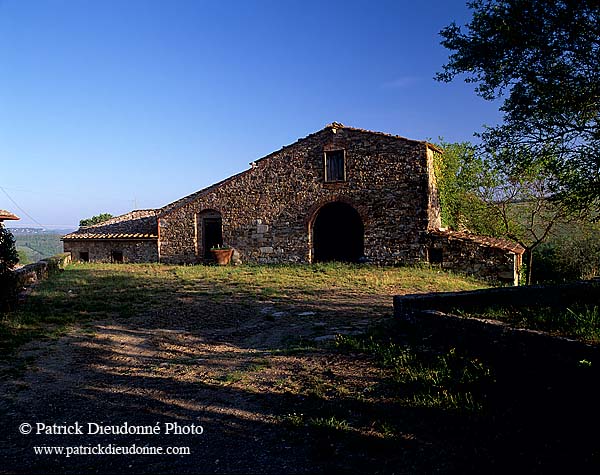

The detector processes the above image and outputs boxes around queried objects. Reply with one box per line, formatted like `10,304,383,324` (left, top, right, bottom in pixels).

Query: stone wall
159,125,439,265
394,279,600,316
394,280,600,364
64,240,158,263
424,230,523,285
1,253,72,310
13,253,72,288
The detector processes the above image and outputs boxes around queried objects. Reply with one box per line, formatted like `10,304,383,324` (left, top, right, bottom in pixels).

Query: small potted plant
210,244,233,265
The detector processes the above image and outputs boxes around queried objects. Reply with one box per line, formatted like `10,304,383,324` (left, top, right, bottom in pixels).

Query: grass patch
281,412,352,432
335,334,493,412
1,261,486,359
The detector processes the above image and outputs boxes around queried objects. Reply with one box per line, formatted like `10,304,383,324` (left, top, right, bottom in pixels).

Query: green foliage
335,334,493,411
0,225,19,273
437,0,600,210
79,213,113,227
0,225,19,310
16,249,31,265
434,141,580,284
465,305,600,343
533,220,600,283
433,140,502,236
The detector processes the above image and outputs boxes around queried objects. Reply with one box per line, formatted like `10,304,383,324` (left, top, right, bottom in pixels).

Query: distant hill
6,228,72,264
8,227,75,236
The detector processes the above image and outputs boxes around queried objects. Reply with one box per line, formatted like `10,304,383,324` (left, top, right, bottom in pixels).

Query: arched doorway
312,201,364,263
198,210,223,259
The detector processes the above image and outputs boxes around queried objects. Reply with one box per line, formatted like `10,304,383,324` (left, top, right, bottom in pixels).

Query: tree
0,224,19,310
477,157,578,285
79,213,113,227
437,0,600,209
0,224,18,273
433,140,501,235
434,142,579,284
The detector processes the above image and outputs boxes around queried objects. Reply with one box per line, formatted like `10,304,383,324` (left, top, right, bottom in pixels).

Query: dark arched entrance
312,202,364,263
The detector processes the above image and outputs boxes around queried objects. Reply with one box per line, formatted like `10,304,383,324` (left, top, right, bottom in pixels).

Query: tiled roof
62,210,158,240
429,229,525,255
0,209,20,221
62,233,157,240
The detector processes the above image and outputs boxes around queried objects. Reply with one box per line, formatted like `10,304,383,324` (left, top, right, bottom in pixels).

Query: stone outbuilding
62,123,524,284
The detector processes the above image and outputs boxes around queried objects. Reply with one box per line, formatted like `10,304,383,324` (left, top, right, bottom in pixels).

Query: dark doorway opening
79,251,89,262
312,202,364,263
201,211,223,259
111,250,123,263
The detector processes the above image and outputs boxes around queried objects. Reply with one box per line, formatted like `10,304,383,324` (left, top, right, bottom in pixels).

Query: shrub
0,224,19,310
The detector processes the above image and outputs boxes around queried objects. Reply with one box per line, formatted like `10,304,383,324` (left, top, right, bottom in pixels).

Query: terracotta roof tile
62,210,158,241
0,209,20,221
429,229,525,255
62,232,157,240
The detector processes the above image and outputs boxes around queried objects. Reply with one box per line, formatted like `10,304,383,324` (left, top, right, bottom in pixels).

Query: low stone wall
1,253,72,310
394,279,600,316
13,253,72,288
393,280,600,363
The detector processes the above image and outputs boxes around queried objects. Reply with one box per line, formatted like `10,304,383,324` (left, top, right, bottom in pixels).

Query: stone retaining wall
394,280,600,316
13,253,72,288
393,280,600,363
0,253,72,310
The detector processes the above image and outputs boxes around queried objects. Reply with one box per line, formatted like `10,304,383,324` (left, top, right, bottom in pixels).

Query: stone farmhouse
62,124,524,284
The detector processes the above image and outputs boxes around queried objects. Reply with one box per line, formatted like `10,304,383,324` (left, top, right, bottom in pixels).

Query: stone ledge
13,253,72,291
393,280,600,364
396,308,599,364
394,280,600,316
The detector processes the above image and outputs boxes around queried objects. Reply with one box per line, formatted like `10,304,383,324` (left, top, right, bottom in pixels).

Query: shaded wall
63,240,158,263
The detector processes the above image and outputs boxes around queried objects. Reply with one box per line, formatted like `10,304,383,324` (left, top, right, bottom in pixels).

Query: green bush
533,222,600,283
0,225,19,310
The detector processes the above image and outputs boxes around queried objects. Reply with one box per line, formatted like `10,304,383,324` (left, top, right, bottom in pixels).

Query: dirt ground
0,290,411,475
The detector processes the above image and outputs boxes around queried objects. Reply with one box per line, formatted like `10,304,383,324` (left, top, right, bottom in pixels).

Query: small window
428,247,443,264
79,251,89,262
324,150,346,182
111,250,124,263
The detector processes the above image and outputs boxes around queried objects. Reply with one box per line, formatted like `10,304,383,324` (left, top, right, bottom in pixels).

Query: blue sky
0,0,502,228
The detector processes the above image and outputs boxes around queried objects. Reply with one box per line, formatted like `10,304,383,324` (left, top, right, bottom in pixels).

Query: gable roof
63,123,436,240
0,209,20,221
158,170,250,217
158,123,436,217
62,209,158,240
